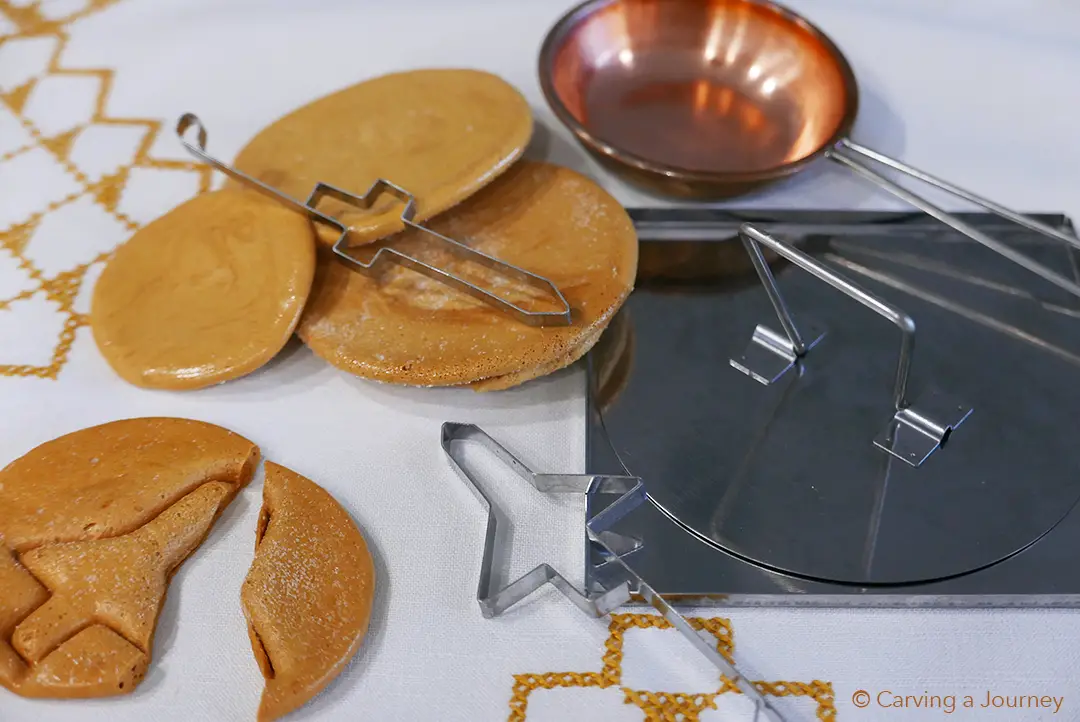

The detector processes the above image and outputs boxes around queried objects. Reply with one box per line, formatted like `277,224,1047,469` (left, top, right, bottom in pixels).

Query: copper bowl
538,0,860,199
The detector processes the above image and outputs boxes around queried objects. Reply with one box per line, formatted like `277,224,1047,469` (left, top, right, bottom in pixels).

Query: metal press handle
739,223,915,411
826,139,1080,300
734,224,972,467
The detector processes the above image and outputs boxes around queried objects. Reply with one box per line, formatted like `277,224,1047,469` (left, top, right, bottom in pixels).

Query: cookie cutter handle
441,422,786,721
306,183,574,327
588,533,785,722
732,224,971,467
175,114,572,327
827,139,1080,300
176,113,337,227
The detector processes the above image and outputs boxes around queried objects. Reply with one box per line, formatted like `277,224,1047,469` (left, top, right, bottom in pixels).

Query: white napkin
3,1,1080,721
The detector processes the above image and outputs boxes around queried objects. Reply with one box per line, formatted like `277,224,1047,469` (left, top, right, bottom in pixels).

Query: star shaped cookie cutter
175,114,572,327
441,422,785,722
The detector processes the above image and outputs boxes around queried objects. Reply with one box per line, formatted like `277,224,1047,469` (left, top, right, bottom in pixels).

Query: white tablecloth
2,0,1080,720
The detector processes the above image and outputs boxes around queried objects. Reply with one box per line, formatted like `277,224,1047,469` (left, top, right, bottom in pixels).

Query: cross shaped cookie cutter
441,422,786,722
175,113,572,327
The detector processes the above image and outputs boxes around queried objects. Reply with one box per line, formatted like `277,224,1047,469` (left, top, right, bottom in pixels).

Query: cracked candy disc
229,68,533,247
0,417,259,697
296,160,638,388
90,188,316,390
242,462,375,722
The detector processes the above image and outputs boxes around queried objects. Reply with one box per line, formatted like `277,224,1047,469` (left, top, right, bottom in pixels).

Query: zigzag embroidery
0,0,210,378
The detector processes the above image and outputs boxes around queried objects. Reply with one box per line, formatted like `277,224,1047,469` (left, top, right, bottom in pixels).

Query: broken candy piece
241,462,376,722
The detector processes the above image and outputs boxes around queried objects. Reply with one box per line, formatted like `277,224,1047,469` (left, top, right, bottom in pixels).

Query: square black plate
585,209,1080,607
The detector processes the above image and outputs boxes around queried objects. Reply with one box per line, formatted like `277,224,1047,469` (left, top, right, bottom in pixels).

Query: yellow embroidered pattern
509,612,836,721
0,0,209,379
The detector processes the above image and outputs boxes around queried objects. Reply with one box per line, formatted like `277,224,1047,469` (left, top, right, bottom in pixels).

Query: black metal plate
586,209,1080,597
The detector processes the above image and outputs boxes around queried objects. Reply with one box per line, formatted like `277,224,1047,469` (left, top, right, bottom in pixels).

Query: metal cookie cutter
441,422,786,722
175,113,572,327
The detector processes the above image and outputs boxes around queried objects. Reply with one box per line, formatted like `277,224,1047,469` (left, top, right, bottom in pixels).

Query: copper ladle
539,0,1080,298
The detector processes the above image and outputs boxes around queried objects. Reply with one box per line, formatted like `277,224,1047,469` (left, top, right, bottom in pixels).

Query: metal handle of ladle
733,224,973,467
826,138,1080,299
739,224,916,412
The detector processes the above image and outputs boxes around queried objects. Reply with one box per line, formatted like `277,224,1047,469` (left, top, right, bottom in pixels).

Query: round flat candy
90,189,315,390
296,160,638,388
229,68,533,247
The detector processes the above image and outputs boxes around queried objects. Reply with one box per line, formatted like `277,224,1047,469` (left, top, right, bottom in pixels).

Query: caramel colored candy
241,462,375,722
0,417,259,698
230,68,532,247
90,188,315,390
297,160,638,389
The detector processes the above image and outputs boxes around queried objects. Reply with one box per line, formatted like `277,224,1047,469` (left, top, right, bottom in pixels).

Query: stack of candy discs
89,68,639,392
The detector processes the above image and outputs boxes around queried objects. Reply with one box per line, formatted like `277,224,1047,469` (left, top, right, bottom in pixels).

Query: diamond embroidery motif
116,166,202,226
21,73,102,136
0,106,33,156
0,0,210,380
0,292,67,367
0,147,82,230
0,35,58,90
23,194,129,277
0,244,36,299
36,0,91,21
67,123,145,183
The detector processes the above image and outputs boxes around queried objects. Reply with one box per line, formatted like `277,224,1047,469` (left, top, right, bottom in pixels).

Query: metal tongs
175,114,571,327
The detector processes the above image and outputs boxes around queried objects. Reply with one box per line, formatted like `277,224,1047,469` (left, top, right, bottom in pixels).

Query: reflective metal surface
731,224,974,468
590,305,635,413
537,0,1080,300
585,209,1080,601
538,0,857,197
